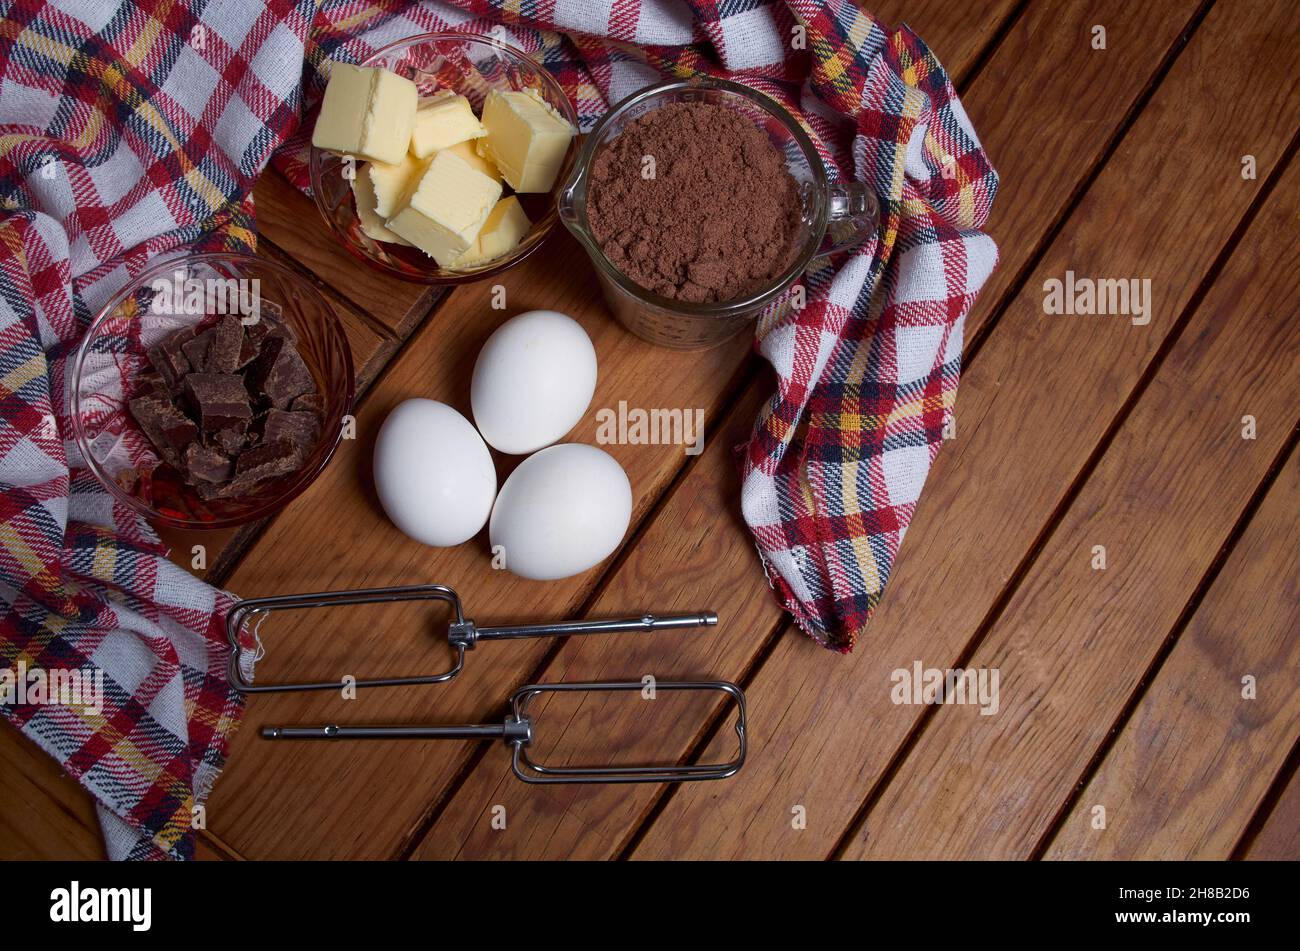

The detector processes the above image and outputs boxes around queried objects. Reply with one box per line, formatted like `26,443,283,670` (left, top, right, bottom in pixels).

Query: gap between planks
1232,735,1300,859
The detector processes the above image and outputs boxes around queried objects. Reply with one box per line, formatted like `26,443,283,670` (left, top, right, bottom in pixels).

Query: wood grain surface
637,0,1299,860
7,0,1297,862
1044,443,1298,859
840,152,1300,860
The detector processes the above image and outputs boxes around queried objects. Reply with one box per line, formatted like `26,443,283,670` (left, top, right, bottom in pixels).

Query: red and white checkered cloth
0,0,995,859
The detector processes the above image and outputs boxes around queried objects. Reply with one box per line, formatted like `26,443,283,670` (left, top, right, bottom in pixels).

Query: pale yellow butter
387,150,502,266
410,92,486,158
367,152,426,218
441,139,501,184
478,89,575,193
312,63,416,165
453,196,531,266
350,164,411,245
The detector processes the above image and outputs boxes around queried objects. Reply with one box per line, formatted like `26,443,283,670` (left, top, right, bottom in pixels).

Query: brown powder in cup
586,101,804,304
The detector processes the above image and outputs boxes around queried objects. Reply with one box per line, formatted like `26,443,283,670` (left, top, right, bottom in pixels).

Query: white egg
471,310,597,455
489,444,632,580
373,399,496,547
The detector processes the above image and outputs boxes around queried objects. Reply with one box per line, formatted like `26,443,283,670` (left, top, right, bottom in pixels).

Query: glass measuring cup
558,77,879,350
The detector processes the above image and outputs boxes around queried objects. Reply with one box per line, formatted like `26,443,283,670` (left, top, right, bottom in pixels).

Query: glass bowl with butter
309,33,580,284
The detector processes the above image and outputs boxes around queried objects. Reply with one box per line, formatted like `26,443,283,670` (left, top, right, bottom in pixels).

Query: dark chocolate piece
134,372,171,401
235,318,269,369
128,391,197,464
146,328,193,391
182,442,233,484
263,408,321,465
183,373,252,436
207,315,244,374
251,338,315,409
289,391,324,415
211,425,250,455
197,439,299,500
181,328,214,372
210,438,302,497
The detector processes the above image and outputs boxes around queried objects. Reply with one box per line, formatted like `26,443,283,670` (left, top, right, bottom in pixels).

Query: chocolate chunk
289,391,323,414
181,328,214,372
131,315,320,501
207,315,245,374
135,373,171,401
235,318,268,369
241,311,290,349
251,338,315,409
129,391,197,464
146,328,193,391
196,438,301,500
263,408,321,464
211,425,250,455
236,438,300,478
182,442,233,484
183,373,253,436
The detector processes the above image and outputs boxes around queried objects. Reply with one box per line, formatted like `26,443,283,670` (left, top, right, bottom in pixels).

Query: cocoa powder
587,101,803,304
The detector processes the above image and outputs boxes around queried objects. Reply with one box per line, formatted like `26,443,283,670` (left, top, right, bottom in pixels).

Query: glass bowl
559,77,878,349
309,32,580,284
71,252,354,530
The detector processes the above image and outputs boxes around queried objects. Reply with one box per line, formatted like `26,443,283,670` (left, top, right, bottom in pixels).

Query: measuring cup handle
818,180,880,258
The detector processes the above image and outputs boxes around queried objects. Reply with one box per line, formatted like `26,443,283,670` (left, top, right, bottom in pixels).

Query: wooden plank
0,724,233,859
870,0,1020,81
1044,442,1299,859
633,0,1300,860
841,154,1300,860
959,0,1206,340
1242,763,1300,860
202,230,752,859
253,171,437,338
0,723,103,859
403,0,1134,862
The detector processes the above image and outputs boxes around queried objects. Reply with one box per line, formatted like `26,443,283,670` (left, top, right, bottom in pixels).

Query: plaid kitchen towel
0,0,317,859
0,0,993,861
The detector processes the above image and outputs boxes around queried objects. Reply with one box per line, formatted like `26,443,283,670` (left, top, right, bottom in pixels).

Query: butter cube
387,150,502,266
410,92,486,158
367,152,426,218
453,196,531,267
478,89,575,193
441,139,501,184
312,63,417,165
350,164,410,245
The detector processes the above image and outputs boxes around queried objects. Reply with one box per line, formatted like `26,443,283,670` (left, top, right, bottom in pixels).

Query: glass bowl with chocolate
71,252,354,530
309,33,580,285
558,77,880,349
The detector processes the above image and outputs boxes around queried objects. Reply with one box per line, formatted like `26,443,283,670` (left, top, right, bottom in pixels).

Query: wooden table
3,0,1297,861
